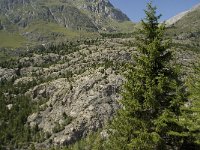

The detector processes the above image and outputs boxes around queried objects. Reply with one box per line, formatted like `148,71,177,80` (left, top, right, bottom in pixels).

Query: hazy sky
110,0,200,22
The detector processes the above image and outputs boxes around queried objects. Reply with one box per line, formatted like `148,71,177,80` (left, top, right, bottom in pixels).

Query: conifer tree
181,62,200,148
190,63,200,145
106,2,189,150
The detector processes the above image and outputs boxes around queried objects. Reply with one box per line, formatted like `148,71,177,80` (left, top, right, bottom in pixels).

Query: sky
109,0,200,22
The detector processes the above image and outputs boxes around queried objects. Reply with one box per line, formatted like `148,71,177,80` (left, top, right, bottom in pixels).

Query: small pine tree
106,2,189,150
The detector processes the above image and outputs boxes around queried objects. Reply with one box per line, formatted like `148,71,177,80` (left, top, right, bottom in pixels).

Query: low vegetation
0,2,200,150
0,30,27,48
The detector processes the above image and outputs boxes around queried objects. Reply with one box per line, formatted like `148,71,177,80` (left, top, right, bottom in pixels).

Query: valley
0,1,200,149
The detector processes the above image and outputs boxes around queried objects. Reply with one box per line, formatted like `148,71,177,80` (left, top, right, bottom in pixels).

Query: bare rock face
0,0,130,35
165,11,188,26
11,38,132,147
1,35,197,149
79,0,129,21
0,67,16,82
27,68,123,146
166,3,200,26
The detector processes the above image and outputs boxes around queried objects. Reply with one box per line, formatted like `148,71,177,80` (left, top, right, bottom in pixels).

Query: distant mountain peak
166,3,200,26
0,0,134,45
0,0,130,30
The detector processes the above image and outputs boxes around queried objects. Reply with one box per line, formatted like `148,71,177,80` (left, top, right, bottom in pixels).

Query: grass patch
0,30,26,48
23,21,99,41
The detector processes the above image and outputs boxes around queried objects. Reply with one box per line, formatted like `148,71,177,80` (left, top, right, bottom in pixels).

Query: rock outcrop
0,36,199,148
1,38,133,147
0,67,16,82
27,68,122,146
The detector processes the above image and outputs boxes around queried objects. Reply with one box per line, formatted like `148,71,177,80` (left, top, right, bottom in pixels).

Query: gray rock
0,67,16,82
27,68,122,146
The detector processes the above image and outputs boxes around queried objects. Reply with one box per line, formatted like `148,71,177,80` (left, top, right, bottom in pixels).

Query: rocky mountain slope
166,3,200,46
0,37,130,149
166,3,200,26
0,2,200,150
0,0,134,47
0,35,199,149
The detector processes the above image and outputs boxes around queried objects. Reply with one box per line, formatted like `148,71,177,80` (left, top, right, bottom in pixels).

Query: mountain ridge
166,3,200,26
0,2,200,149
0,0,134,47
166,2,200,47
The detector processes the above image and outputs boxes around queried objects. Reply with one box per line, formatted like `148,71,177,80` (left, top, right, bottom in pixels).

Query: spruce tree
181,62,200,148
190,62,200,145
106,2,188,150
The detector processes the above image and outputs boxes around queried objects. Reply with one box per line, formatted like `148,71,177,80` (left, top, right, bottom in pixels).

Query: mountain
0,2,200,150
1,35,199,149
166,3,200,46
0,37,131,149
0,0,134,47
166,3,200,26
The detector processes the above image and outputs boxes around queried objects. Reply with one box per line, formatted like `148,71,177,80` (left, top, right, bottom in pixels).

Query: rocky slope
0,0,134,46
0,0,129,30
166,3,200,46
166,3,200,26
0,2,200,149
0,37,131,149
0,36,199,149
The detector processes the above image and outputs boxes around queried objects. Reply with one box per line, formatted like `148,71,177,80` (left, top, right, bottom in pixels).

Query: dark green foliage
0,38,100,69
63,131,104,150
0,20,3,30
100,32,135,38
0,79,45,149
180,62,200,149
0,92,32,148
106,2,190,150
